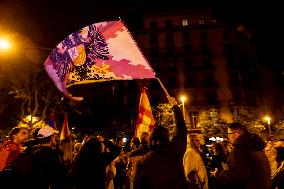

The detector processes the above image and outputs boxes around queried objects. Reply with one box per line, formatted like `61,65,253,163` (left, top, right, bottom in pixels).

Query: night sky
1,0,282,65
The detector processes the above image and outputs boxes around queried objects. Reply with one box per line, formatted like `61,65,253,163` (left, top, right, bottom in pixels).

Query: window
224,43,234,54
165,20,172,27
207,93,217,105
168,77,177,89
223,31,231,40
184,59,192,70
182,32,190,43
200,31,207,41
202,59,212,69
184,44,191,55
201,42,209,54
150,21,157,29
166,33,174,44
150,35,158,44
182,19,188,26
166,45,175,57
198,18,205,25
204,75,216,87
150,48,159,57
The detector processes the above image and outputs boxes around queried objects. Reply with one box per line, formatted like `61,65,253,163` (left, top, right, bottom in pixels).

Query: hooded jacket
0,140,21,171
133,105,187,189
217,132,271,189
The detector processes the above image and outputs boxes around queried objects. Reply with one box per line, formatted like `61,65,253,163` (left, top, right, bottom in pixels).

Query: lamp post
0,38,10,50
180,96,186,120
264,116,271,134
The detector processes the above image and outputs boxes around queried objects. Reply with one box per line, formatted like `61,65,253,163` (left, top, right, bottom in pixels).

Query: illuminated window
182,19,188,26
199,18,205,25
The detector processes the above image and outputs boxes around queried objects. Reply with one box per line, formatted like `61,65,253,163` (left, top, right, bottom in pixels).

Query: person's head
74,142,82,154
149,126,170,151
140,132,150,145
211,142,225,155
189,134,203,149
9,126,30,145
116,137,124,148
130,137,140,150
37,125,59,147
228,122,247,145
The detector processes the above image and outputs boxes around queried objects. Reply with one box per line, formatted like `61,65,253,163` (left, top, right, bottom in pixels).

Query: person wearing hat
30,125,65,189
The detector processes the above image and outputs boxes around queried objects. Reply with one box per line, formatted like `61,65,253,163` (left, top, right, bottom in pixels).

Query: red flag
135,87,155,139
51,110,58,130
60,114,71,141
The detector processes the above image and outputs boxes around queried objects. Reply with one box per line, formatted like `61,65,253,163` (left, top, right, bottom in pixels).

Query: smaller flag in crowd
47,110,58,130
135,87,155,139
60,114,71,141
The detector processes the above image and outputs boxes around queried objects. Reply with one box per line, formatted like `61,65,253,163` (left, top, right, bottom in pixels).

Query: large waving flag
44,20,156,101
135,87,155,139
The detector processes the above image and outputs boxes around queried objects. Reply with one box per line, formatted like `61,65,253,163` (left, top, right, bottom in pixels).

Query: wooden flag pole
156,78,171,100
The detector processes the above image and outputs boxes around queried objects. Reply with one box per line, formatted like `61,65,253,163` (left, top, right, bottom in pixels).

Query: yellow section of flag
135,87,155,140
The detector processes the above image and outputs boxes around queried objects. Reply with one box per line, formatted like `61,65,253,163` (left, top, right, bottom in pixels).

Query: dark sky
1,0,283,88
1,0,282,63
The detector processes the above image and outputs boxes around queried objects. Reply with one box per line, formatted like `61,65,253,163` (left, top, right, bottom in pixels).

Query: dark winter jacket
217,132,271,189
133,105,187,189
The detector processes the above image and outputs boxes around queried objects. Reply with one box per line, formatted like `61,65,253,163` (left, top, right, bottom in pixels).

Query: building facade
133,8,261,127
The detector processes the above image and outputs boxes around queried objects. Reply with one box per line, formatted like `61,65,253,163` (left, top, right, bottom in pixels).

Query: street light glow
180,95,187,120
0,38,11,50
264,116,271,125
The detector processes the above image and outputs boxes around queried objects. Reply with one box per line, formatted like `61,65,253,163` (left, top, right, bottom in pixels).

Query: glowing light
0,38,11,50
264,116,271,125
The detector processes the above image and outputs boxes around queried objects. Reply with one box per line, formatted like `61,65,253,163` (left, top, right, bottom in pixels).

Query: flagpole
156,78,170,99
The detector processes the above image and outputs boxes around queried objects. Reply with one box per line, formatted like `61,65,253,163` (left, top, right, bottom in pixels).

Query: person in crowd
73,142,82,161
271,140,284,189
184,134,209,189
72,136,109,189
0,125,29,171
133,97,187,189
265,141,278,175
214,122,271,189
30,125,64,189
209,142,227,189
126,137,141,189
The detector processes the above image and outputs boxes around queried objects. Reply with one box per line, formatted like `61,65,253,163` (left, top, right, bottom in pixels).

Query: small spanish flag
135,87,155,139
60,114,71,141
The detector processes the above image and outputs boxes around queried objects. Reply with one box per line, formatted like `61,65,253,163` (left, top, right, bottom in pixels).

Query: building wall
133,8,260,126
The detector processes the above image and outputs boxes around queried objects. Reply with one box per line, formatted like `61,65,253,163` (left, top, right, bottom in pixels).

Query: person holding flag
133,96,188,189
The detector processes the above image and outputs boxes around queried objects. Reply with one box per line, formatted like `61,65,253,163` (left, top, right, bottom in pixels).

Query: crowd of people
0,97,283,189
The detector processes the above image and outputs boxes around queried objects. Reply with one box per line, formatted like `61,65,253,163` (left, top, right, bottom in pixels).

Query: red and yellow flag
135,87,155,139
60,114,71,141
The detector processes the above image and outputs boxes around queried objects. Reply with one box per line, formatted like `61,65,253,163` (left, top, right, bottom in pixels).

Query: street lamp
0,38,11,50
264,116,271,134
180,96,186,119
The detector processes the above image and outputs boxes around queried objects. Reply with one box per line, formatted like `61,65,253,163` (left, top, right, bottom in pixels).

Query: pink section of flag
44,20,156,101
